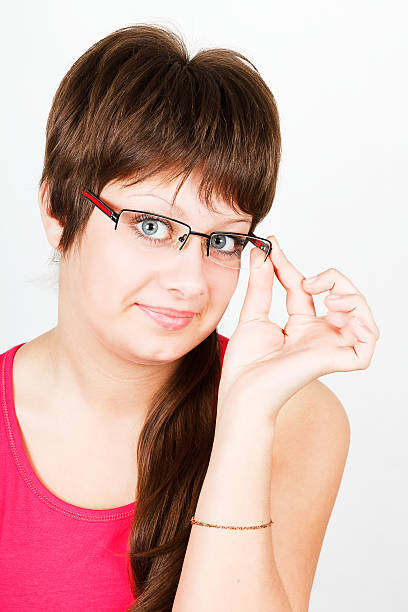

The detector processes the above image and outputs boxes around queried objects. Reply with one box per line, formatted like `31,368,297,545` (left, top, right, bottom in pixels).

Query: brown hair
39,23,281,611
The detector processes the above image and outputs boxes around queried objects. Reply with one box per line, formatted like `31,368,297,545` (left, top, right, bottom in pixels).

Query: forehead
116,172,252,223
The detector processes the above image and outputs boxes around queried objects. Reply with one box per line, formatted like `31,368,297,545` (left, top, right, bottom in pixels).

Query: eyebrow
127,192,252,226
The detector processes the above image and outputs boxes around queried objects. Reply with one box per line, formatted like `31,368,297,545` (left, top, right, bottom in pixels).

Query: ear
38,180,64,250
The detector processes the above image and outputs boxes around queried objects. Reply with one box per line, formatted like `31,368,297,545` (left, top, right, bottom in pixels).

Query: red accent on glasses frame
81,189,114,217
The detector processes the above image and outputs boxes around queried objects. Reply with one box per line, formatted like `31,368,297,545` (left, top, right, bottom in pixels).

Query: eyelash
131,213,172,241
130,213,246,257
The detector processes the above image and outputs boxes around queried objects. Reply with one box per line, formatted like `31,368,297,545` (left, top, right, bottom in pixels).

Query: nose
172,231,209,270
160,232,209,296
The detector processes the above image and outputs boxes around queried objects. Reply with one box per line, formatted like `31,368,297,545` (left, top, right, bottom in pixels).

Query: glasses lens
208,234,269,270
117,212,269,270
117,210,189,251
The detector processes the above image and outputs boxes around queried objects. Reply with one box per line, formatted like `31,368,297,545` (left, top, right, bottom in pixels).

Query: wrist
215,393,279,441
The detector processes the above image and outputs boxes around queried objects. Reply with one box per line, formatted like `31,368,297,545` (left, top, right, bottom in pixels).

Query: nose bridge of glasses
178,229,210,256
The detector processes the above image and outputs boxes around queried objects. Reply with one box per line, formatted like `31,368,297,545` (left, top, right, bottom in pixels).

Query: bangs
41,24,281,254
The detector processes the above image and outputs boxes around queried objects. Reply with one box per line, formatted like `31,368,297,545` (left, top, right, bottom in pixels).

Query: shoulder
270,379,350,610
271,378,350,501
276,378,350,433
273,379,350,453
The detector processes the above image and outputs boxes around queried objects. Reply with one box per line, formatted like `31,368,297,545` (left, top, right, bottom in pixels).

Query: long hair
39,23,281,611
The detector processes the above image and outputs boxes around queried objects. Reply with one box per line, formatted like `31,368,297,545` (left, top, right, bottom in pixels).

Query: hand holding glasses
81,189,271,271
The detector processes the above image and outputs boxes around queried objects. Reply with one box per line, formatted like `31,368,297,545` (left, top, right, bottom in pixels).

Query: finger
324,292,380,339
334,315,377,371
323,310,349,330
303,268,380,339
238,239,275,325
269,235,316,317
302,267,360,295
322,312,357,346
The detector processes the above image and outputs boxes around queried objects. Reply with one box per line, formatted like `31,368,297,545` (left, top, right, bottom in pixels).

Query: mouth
135,304,197,318
135,304,195,331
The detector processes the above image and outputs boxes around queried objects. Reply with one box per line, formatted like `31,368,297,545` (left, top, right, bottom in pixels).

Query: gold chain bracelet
190,515,274,530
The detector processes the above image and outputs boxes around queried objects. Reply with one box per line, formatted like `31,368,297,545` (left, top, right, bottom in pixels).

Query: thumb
238,237,275,325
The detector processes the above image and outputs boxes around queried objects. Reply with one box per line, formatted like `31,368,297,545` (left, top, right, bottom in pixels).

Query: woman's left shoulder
269,380,350,610
275,379,350,439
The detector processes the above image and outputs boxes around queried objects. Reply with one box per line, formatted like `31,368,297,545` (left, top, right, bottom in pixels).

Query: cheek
208,271,239,314
214,269,239,295
77,238,153,315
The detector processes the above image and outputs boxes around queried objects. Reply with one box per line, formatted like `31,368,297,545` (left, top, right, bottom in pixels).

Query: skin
172,225,380,611
12,169,253,506
12,167,379,515
217,234,381,430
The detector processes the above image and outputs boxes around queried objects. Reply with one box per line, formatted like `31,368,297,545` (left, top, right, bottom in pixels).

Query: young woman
0,24,379,612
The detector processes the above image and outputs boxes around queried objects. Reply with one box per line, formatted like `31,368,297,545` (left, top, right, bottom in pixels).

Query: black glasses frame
80,189,272,262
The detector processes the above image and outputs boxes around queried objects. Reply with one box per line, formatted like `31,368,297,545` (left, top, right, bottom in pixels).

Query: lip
136,304,194,330
135,304,197,318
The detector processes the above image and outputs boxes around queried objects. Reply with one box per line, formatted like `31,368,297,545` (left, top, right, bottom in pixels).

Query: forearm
172,404,292,612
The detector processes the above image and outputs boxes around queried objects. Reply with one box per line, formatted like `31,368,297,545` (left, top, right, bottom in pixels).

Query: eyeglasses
80,188,271,271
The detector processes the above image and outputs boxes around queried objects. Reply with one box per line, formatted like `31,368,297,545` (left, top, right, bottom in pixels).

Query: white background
1,1,407,610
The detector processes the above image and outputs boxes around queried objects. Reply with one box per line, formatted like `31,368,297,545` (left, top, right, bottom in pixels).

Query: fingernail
305,275,318,282
328,294,341,299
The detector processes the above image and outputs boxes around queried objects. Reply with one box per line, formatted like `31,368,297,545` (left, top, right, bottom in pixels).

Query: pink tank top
0,333,229,611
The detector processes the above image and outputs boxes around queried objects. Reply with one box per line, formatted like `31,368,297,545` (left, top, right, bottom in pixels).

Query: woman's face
55,171,252,365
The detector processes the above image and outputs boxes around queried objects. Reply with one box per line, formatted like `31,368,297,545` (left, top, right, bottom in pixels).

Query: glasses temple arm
80,189,119,223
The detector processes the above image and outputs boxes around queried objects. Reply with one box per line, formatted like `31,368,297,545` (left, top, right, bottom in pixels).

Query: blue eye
210,234,246,256
130,214,173,243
